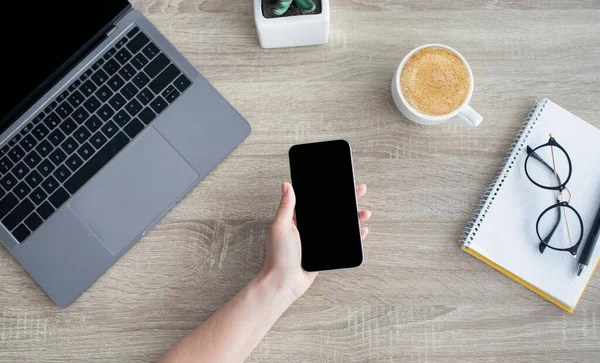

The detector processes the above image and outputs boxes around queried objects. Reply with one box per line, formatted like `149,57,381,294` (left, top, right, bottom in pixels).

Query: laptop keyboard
0,26,192,243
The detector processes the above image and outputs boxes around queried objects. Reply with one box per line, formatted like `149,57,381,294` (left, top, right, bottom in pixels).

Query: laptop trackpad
69,127,199,256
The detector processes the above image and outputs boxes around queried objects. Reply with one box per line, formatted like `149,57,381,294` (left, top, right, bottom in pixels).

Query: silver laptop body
0,3,250,307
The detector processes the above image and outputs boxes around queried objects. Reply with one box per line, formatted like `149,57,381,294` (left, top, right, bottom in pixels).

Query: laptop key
19,135,37,152
64,132,129,195
69,80,82,93
43,112,61,130
44,101,58,113
66,154,84,172
2,198,34,231
103,47,117,60
92,58,105,71
20,123,34,136
14,182,30,200
48,129,66,147
0,145,8,157
67,90,85,108
120,82,138,100
131,53,149,71
144,54,169,78
98,104,115,122
25,170,43,189
124,118,144,139
1,173,17,191
81,69,93,81
91,69,109,87
56,102,74,119
37,201,55,220
60,137,79,155
127,26,140,39
0,156,13,173
24,151,42,169
49,148,67,166
125,99,143,117
53,165,71,183
149,65,181,95
138,108,156,125
32,124,49,141
109,93,127,111
142,42,160,60
113,110,131,127
24,212,43,232
8,145,25,163
12,162,29,179
37,159,55,178
101,121,118,138
80,80,97,97
91,132,108,149
115,37,127,49
174,75,192,93
30,187,47,205
8,136,20,147
0,193,18,219
12,224,30,243
32,112,45,124
115,48,133,65
132,73,150,89
85,115,103,133
108,74,125,92
77,143,94,161
162,85,180,103
95,85,114,103
102,58,120,76
49,187,69,209
150,96,168,114
137,88,154,105
83,95,102,114
119,64,136,81
57,90,69,103
41,176,59,195
126,32,149,54
73,126,92,144
72,107,90,124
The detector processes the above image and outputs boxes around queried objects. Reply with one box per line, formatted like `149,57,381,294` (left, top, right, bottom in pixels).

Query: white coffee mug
391,44,482,127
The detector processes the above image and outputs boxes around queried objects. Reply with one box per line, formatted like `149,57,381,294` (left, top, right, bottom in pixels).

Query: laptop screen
0,1,130,133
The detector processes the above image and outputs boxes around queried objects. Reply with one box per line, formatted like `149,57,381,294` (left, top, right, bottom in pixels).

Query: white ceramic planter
254,0,330,48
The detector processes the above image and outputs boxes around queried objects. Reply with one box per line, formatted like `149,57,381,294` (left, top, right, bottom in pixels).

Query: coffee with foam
400,47,470,116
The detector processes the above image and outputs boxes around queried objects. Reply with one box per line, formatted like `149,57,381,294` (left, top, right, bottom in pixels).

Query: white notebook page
469,99,600,308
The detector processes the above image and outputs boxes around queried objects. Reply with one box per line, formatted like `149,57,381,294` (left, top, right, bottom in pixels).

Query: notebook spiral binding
460,98,549,247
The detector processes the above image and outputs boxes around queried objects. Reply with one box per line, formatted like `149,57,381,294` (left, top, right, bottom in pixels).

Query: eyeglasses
524,135,584,257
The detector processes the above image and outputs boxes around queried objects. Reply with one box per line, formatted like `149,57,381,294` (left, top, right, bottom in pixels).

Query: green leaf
273,0,293,15
294,0,316,12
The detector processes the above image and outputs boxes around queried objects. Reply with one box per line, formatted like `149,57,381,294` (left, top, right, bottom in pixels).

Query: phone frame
288,139,364,272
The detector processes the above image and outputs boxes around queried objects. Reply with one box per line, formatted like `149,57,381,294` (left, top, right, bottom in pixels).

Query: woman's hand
259,182,371,302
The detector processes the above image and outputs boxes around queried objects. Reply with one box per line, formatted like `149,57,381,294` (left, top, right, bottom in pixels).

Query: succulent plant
273,0,316,16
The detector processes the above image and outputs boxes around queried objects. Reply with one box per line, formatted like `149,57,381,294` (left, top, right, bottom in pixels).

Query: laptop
0,1,250,307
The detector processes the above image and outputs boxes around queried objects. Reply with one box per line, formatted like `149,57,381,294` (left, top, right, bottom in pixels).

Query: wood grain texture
2,0,600,362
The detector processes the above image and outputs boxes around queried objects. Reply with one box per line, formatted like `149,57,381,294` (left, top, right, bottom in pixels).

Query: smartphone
288,140,364,272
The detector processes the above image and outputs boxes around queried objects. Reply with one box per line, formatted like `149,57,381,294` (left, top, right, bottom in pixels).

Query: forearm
159,272,295,363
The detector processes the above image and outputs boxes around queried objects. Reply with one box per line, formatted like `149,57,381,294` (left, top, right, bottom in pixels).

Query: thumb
275,182,296,222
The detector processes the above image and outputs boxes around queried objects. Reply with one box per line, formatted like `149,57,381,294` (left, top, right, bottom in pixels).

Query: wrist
254,269,298,306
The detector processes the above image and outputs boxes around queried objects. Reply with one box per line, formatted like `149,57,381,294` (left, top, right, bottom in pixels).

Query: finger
275,182,296,222
359,209,372,222
360,226,369,239
356,184,367,199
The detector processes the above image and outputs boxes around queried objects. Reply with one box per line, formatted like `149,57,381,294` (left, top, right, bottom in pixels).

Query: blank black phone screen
289,140,363,272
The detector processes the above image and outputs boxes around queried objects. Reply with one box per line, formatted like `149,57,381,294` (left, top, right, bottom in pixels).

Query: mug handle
456,105,482,128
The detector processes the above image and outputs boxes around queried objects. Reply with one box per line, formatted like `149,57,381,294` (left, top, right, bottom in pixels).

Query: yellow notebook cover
460,99,600,312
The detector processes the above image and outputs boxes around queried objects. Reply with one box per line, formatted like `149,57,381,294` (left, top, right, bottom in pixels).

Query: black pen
578,200,600,276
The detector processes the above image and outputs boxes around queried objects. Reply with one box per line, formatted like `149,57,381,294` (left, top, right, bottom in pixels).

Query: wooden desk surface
2,1,600,362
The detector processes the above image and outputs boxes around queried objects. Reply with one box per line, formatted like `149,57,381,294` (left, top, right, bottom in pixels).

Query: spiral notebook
461,98,600,312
